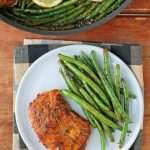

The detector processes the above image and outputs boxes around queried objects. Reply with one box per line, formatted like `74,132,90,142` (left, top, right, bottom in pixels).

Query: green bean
80,51,96,72
60,68,79,95
54,8,86,25
79,88,102,128
103,124,114,142
54,1,95,25
62,89,119,129
105,0,123,14
119,118,129,148
90,114,107,150
78,80,104,129
45,24,76,31
122,79,129,114
60,68,70,87
60,61,79,94
82,3,97,18
124,81,136,100
75,91,97,128
81,51,91,63
83,110,96,128
86,1,105,19
58,54,102,89
62,61,111,107
87,0,118,19
114,64,121,100
96,0,116,18
53,1,91,25
26,1,34,8
22,4,74,19
17,0,22,8
91,50,126,121
79,87,98,110
21,0,26,9
18,0,27,8
120,79,131,147
100,0,113,10
103,48,113,88
93,119,106,150
10,9,29,19
29,4,42,9
2,10,28,23
60,58,82,87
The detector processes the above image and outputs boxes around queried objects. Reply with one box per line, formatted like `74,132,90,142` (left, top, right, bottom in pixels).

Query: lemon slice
32,0,63,8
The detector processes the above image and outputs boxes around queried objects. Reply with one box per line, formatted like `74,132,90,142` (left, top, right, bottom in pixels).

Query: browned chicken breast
28,89,91,150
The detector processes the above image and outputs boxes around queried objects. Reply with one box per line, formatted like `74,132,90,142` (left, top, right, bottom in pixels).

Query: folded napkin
13,39,144,150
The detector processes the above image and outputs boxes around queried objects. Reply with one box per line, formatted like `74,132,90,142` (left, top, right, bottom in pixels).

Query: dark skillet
0,0,132,35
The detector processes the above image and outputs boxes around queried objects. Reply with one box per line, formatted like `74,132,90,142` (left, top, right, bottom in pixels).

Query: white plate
16,45,144,150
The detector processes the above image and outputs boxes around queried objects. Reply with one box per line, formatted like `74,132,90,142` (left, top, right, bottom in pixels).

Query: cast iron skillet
0,0,132,35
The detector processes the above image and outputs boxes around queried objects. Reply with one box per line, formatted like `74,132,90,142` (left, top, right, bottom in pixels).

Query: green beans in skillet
11,5,75,20
86,1,106,19
105,0,124,14
14,0,78,14
119,118,129,148
94,0,118,20
31,1,90,26
2,0,127,31
52,1,92,25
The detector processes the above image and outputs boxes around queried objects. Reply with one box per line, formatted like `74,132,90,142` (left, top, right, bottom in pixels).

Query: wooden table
0,0,150,150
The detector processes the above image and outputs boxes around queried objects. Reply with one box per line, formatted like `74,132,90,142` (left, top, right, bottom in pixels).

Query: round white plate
16,44,144,150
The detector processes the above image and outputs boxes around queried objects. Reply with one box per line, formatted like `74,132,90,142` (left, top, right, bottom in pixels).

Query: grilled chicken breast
28,89,91,150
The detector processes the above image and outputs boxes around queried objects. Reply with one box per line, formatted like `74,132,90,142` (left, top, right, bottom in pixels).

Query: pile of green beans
1,0,125,31
58,49,136,149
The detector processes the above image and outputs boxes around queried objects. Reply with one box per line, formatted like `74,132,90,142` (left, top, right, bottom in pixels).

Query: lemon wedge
32,0,63,8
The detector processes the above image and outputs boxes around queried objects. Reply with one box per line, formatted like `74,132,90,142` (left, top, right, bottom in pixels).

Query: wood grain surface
0,0,150,150
125,0,150,13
